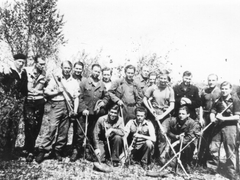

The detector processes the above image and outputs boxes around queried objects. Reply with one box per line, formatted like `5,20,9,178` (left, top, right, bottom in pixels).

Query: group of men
0,54,240,180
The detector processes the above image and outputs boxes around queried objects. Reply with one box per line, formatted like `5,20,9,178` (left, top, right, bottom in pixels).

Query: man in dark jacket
0,53,28,160
173,71,201,120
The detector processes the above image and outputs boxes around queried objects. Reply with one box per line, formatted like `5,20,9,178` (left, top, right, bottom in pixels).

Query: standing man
134,65,150,95
72,61,85,83
143,70,175,164
198,74,221,166
102,67,113,91
36,61,80,163
94,104,124,167
162,106,200,172
23,56,46,162
173,71,201,120
0,54,28,160
147,72,157,87
124,107,156,170
70,64,109,162
109,65,142,124
207,81,240,180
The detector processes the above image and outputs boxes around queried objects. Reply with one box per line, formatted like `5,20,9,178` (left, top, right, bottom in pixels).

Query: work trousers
208,123,237,179
98,134,123,162
197,112,213,166
72,114,99,152
38,101,70,152
23,98,45,153
132,140,154,165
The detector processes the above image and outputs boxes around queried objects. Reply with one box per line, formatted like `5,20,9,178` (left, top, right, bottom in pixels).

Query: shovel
75,118,113,172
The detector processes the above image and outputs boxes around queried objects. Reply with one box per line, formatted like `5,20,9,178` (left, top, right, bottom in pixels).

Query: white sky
2,0,240,84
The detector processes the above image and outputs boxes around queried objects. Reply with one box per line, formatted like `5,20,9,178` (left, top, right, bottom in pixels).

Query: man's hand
97,101,105,108
180,97,192,105
82,109,89,116
134,133,143,138
57,87,64,94
172,140,180,147
117,100,124,106
216,113,224,122
156,114,165,121
94,149,101,156
105,128,113,138
69,111,78,118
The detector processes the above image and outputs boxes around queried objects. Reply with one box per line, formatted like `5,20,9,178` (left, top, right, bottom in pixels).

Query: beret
13,53,27,60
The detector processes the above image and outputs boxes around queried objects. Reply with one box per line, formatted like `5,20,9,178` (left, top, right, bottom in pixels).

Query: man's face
91,66,101,80
125,68,135,81
136,111,146,124
208,75,217,88
178,109,189,121
14,59,25,71
36,58,46,71
149,75,157,85
108,109,118,121
62,62,72,76
141,66,149,79
159,75,168,87
102,70,111,82
221,85,232,97
182,75,192,86
74,64,83,76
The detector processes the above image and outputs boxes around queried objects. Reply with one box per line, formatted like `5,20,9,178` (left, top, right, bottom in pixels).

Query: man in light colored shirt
124,107,156,170
36,61,79,163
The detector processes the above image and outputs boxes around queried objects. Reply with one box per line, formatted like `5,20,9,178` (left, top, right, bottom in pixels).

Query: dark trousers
39,101,70,152
197,112,213,166
72,114,99,152
173,142,195,166
24,99,45,153
208,124,237,179
98,134,123,162
132,140,154,165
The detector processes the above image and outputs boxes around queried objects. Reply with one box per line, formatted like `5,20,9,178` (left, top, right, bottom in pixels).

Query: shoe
26,153,34,162
55,151,62,162
70,150,78,162
35,152,45,164
141,163,148,171
158,157,167,166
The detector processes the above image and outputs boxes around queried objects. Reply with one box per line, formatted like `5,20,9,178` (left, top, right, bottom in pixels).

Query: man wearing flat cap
0,53,28,160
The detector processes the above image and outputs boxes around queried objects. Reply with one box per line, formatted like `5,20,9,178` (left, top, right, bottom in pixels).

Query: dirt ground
2,103,233,180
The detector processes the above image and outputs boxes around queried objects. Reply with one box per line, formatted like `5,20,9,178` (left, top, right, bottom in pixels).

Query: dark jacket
173,83,201,120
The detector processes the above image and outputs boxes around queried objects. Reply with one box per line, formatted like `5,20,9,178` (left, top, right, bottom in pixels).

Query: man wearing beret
0,53,28,160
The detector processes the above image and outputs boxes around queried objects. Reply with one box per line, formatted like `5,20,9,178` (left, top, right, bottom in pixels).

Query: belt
50,100,65,103
27,96,44,101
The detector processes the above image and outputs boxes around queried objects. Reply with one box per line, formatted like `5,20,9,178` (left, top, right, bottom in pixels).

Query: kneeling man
125,106,156,170
94,104,124,167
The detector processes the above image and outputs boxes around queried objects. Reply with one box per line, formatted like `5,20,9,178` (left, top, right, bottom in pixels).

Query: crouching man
94,104,124,167
162,106,200,172
124,107,156,170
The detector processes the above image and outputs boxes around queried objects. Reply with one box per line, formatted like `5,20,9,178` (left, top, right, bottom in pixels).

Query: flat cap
13,53,27,60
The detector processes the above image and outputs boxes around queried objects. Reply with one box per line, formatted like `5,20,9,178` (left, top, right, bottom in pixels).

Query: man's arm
108,79,121,103
112,117,125,136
